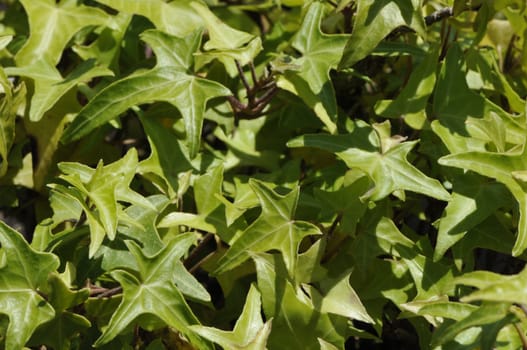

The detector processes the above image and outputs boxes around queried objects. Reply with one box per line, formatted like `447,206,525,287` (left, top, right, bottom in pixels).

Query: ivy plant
0,0,526,348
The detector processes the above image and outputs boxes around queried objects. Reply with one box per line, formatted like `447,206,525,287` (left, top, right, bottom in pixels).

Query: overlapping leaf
94,233,212,349
0,222,59,349
190,284,272,349
288,121,451,201
339,0,426,68
61,30,231,158
276,2,348,133
214,179,322,275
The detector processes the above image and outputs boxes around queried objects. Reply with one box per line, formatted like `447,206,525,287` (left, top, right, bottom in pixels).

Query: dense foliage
0,0,526,348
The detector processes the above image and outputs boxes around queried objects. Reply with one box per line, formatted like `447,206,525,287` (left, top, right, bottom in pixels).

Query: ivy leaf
439,145,527,256
288,124,451,201
434,173,510,261
28,273,90,350
55,148,153,256
95,0,203,37
214,179,322,275
276,2,348,133
190,284,272,349
16,0,113,66
94,233,213,349
339,0,426,68
61,30,231,158
138,114,195,197
253,253,347,349
0,221,59,349
6,59,112,121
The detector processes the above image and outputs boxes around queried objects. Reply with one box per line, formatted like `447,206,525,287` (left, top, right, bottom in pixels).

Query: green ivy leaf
288,124,451,201
0,221,59,349
434,174,510,261
439,145,527,256
6,59,112,121
276,2,348,133
61,30,231,158
55,148,153,256
190,284,272,349
16,0,113,66
339,0,426,68
28,273,90,350
94,233,213,349
214,179,322,275
253,253,347,349
95,0,203,37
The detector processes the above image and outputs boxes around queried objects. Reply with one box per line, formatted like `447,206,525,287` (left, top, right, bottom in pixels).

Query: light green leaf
439,145,527,256
95,0,203,37
190,284,271,349
339,0,426,68
56,148,153,256
16,0,113,66
0,221,59,349
253,253,347,349
214,179,322,275
6,59,112,121
430,302,512,348
457,266,527,304
94,233,213,349
288,126,451,201
276,2,348,133
306,271,374,323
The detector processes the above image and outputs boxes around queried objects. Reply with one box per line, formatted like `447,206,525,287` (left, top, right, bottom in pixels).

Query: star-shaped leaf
190,284,272,349
439,144,527,256
276,2,349,133
94,233,213,349
0,221,60,349
27,273,90,350
61,30,231,158
52,148,154,256
288,122,451,201
6,59,113,121
16,0,113,66
339,0,426,68
214,179,322,275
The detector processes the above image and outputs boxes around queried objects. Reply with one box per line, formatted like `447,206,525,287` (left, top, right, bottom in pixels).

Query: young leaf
214,179,322,275
95,0,203,37
94,233,213,349
190,284,272,349
16,0,113,66
276,2,349,133
0,221,60,349
6,59,112,121
339,0,426,68
288,129,451,201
